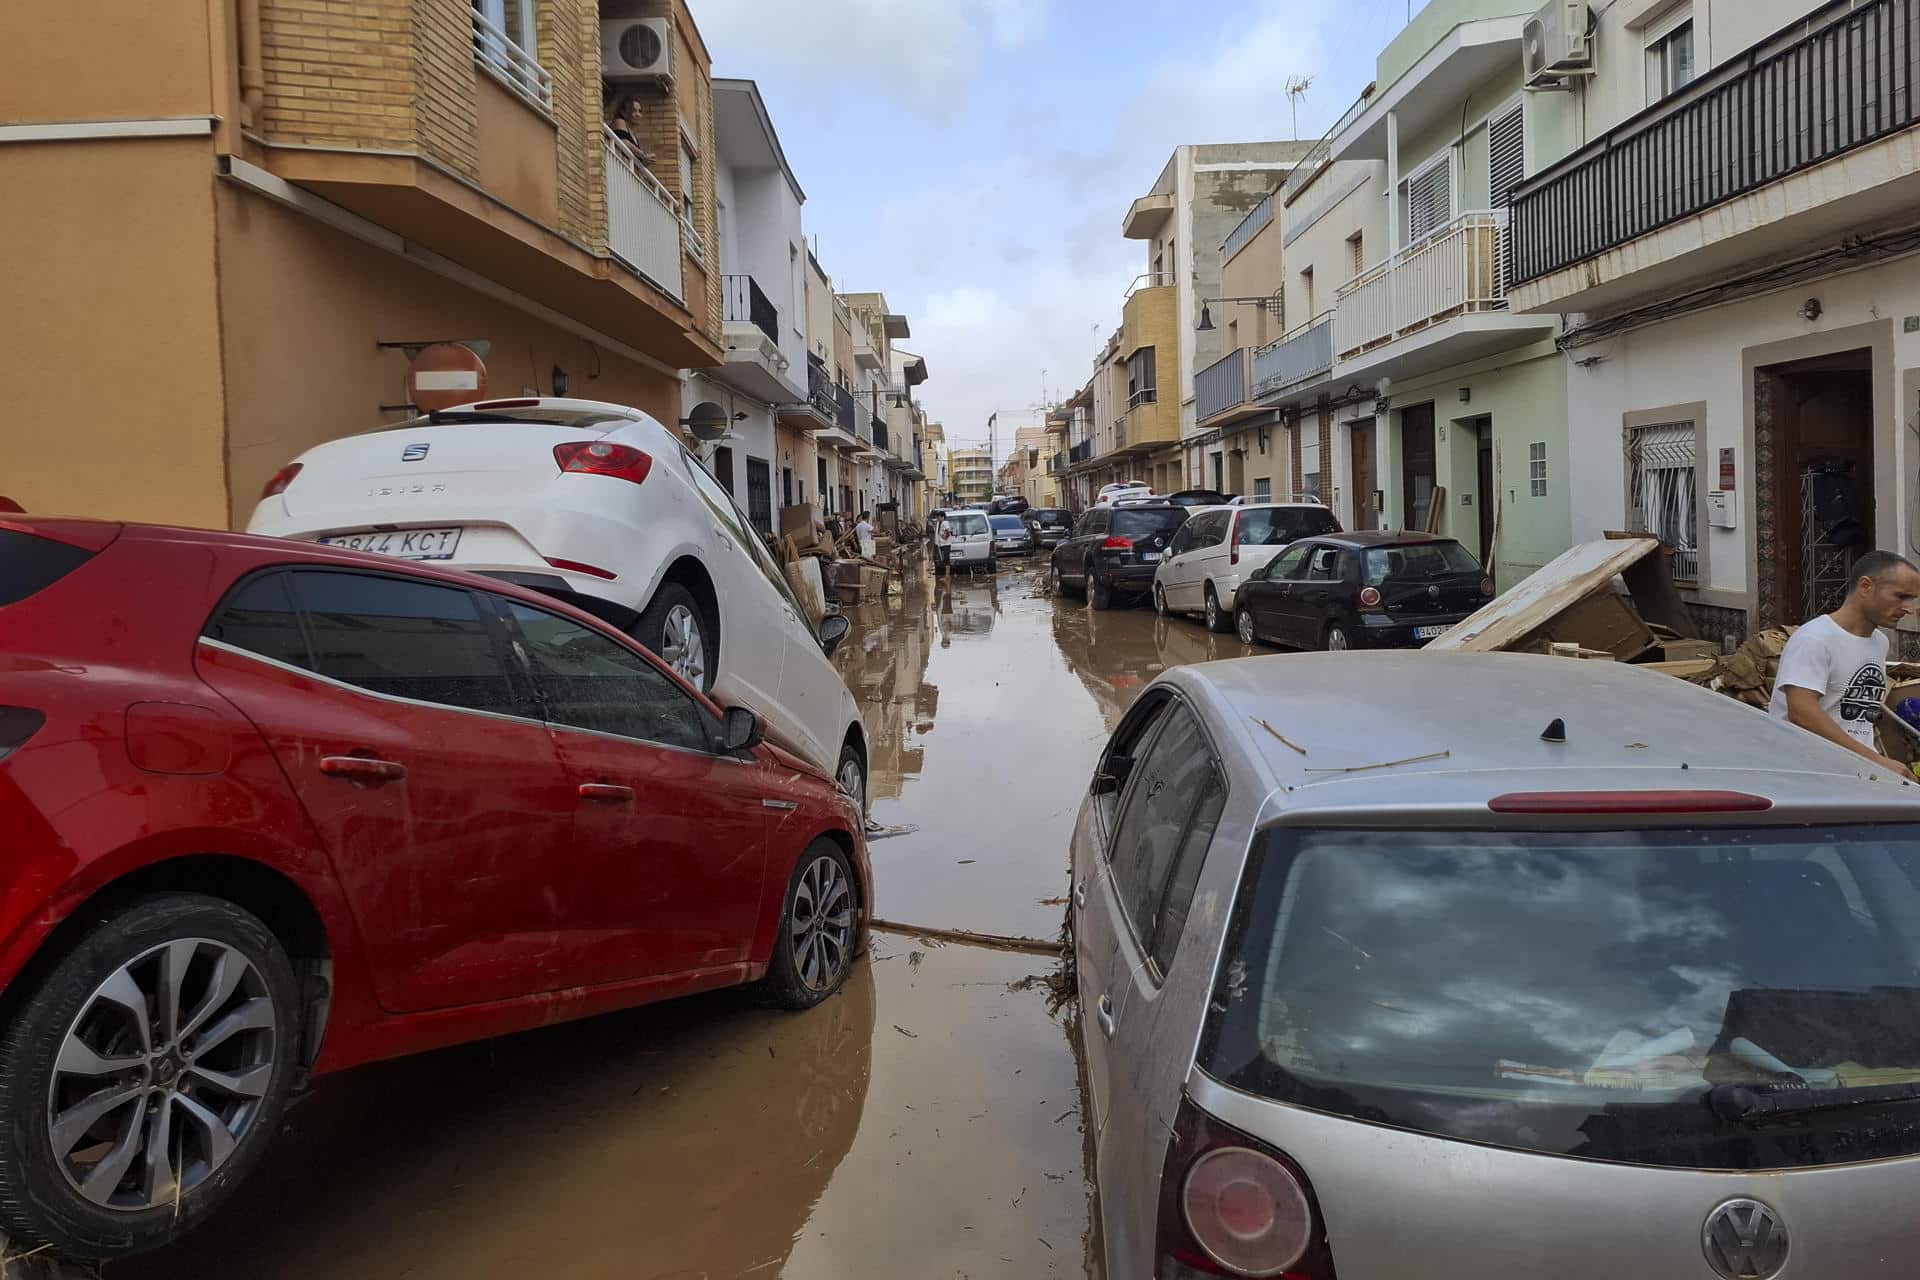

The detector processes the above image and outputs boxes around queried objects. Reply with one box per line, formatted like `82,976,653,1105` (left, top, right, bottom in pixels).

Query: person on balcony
604,95,656,171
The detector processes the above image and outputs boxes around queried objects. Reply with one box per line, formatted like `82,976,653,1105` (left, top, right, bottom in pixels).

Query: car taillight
1157,1095,1336,1278
0,707,46,763
260,462,302,499
1229,517,1241,565
553,441,653,486
1102,535,1134,550
544,556,619,580
472,398,542,410
1491,790,1774,814
1357,586,1382,608
1480,577,1495,597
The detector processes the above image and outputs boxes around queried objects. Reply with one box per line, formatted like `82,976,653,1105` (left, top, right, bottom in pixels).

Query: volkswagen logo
1702,1199,1788,1279
401,442,431,462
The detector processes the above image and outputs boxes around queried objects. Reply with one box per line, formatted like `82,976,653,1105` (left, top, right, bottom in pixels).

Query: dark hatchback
1050,503,1189,610
1024,507,1074,549
1232,530,1492,651
1165,488,1233,508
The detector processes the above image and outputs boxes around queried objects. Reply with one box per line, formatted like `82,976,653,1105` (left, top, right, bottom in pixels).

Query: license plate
1141,551,1161,562
1414,624,1449,640
319,527,464,560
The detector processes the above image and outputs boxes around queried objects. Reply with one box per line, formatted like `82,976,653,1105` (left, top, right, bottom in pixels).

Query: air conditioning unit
1524,0,1594,88
601,17,673,85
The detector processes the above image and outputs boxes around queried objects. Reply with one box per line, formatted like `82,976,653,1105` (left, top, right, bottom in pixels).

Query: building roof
711,79,805,203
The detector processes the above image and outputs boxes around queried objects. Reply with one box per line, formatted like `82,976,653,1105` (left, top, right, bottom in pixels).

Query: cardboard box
1519,591,1657,663
859,565,888,597
780,504,826,550
783,558,826,624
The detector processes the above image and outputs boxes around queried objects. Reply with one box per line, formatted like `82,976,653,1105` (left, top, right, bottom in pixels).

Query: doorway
1350,422,1377,531
712,446,735,496
1476,428,1495,565
746,458,773,535
817,457,829,510
1757,350,1874,626
1401,403,1436,531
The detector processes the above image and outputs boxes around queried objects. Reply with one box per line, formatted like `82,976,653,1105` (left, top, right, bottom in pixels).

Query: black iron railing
807,361,837,418
834,385,855,432
722,274,779,343
873,417,889,451
1070,440,1091,464
1509,0,1920,285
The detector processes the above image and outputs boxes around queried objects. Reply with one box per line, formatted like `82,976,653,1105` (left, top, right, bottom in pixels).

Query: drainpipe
237,0,265,129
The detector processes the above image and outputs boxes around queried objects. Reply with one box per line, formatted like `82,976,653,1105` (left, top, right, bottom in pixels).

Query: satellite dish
681,401,732,442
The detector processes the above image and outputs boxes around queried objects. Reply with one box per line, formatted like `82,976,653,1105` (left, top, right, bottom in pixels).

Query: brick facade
258,0,416,148
413,0,479,179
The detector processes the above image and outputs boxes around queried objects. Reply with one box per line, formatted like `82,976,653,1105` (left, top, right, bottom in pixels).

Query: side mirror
1091,754,1135,795
817,613,851,656
721,705,765,753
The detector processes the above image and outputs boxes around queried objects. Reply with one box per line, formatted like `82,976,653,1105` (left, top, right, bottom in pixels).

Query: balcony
1070,441,1092,465
778,360,838,435
471,7,553,111
722,275,778,344
1508,0,1920,315
873,417,889,453
601,128,683,304
1331,211,1555,383
1252,314,1334,401
715,272,795,402
812,383,863,452
1195,349,1250,424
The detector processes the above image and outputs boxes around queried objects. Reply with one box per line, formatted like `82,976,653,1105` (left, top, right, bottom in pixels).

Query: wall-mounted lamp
1800,297,1824,322
1458,386,1471,403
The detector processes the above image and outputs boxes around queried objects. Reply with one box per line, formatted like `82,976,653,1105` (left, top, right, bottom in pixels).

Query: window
1300,266,1315,318
1128,348,1157,407
1646,14,1697,104
1300,419,1322,500
0,529,97,608
507,603,710,751
202,572,311,670
289,571,519,717
1092,693,1175,836
1267,542,1316,581
1489,102,1525,207
1364,541,1481,584
1346,232,1365,279
1629,422,1699,581
1235,506,1338,547
1306,547,1343,582
1402,154,1453,244
1107,703,1227,972
1529,441,1549,498
470,0,549,109
1253,478,1272,503
678,137,698,229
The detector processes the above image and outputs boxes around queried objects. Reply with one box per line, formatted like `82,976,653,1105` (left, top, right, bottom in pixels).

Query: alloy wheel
1237,608,1256,646
660,604,706,687
1204,590,1220,631
789,856,855,994
1153,583,1168,615
837,756,866,816
49,939,275,1211
1327,625,1350,652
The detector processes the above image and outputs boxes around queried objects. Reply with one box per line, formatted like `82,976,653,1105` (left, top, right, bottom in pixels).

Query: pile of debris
775,504,923,618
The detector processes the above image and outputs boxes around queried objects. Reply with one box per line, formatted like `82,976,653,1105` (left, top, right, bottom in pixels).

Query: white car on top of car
1095,481,1152,505
246,397,873,810
1153,501,1344,633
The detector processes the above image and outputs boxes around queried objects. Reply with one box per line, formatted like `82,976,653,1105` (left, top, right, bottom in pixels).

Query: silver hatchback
1072,651,1920,1280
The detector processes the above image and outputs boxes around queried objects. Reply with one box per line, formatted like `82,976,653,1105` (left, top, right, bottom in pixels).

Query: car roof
1228,502,1340,514
1104,501,1184,512
1294,529,1455,549
1165,652,1920,825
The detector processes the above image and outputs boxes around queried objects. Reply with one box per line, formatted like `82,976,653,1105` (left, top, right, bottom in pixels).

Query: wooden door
1477,435,1495,565
1350,423,1377,531
1401,404,1436,532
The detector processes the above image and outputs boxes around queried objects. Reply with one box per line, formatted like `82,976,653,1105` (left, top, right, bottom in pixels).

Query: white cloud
924,286,1001,331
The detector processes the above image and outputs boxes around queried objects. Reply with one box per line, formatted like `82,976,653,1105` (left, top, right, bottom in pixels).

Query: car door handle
319,755,405,784
578,782,635,803
1097,993,1117,1038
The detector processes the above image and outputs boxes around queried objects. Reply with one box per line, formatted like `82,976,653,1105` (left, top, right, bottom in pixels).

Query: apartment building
691,76,808,536
950,447,994,505
2,0,723,529
920,420,949,506
1057,384,1096,508
1509,0,1920,645
841,291,912,514
887,348,931,519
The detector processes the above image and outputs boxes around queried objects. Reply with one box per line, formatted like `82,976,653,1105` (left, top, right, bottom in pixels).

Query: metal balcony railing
722,275,779,343
1221,192,1274,262
1123,271,1176,303
1251,314,1334,397
1509,0,1919,285
1049,452,1066,475
1126,386,1158,410
1334,212,1508,359
834,385,856,432
806,362,837,419
471,8,552,109
601,127,682,302
1069,440,1091,464
873,417,888,451
1195,348,1248,421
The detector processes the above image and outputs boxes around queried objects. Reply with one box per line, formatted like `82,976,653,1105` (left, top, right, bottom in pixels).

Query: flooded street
126,559,1247,1279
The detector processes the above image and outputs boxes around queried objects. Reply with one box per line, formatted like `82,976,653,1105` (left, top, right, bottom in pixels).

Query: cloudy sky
693,0,1432,461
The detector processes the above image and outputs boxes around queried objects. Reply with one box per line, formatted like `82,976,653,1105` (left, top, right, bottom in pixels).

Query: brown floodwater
121,559,1236,1279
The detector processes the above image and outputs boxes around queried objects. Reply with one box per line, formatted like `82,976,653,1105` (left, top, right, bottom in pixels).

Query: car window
1092,691,1172,837
1201,824,1920,1171
1079,510,1109,536
505,602,711,752
1112,508,1187,538
1150,759,1227,973
1307,548,1344,582
1108,702,1223,969
1235,507,1339,547
1266,543,1315,581
1364,540,1482,584
990,516,1026,535
679,448,808,614
950,512,989,537
0,529,97,608
288,570,521,717
202,571,313,670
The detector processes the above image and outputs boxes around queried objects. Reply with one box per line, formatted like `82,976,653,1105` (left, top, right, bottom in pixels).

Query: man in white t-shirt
1770,549,1920,773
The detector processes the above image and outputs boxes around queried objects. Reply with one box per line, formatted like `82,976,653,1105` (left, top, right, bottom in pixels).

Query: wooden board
1427,537,1662,653
1521,591,1657,662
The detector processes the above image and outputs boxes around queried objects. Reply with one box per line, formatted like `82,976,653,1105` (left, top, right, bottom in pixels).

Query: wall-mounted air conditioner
1524,0,1595,89
601,17,673,85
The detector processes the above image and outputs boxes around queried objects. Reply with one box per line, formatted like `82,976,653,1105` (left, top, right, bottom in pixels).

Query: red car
0,518,869,1257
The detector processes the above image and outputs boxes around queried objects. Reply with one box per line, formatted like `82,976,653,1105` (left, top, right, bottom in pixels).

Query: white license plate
319,527,464,560
1414,624,1449,640
1141,551,1161,562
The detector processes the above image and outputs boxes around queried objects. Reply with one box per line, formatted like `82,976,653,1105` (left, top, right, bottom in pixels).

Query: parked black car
1232,531,1492,651
1164,488,1234,508
1024,507,1074,549
989,496,1031,516
1050,502,1189,610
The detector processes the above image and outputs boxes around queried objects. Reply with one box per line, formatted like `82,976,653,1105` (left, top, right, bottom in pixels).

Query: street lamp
1196,295,1287,332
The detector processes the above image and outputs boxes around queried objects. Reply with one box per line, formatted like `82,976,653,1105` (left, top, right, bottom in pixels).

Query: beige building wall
1282,165,1387,328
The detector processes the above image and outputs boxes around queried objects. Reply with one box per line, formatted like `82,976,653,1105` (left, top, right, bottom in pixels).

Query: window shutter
1403,160,1452,243
1489,104,1525,207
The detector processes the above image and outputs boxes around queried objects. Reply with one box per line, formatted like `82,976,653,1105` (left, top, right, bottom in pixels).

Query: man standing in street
854,510,876,558
1771,549,1920,774
932,513,953,575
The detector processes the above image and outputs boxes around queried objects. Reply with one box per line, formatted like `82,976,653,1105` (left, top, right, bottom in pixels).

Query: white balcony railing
471,8,552,110
603,127,683,303
1333,211,1509,359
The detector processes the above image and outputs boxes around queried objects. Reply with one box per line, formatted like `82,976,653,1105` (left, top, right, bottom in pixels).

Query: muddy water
129,561,1235,1279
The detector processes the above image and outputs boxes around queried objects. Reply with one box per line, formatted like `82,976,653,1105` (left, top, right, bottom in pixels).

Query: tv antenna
1286,75,1314,139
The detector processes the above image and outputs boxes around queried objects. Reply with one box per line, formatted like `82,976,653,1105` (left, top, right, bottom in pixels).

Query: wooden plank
1424,485,1448,534
1427,536,1663,653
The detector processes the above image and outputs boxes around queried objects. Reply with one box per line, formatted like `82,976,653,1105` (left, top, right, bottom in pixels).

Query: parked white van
1154,502,1342,632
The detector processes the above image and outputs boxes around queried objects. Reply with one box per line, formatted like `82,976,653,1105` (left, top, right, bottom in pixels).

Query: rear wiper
1708,1081,1920,1123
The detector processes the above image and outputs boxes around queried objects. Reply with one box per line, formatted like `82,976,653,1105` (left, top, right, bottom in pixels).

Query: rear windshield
1032,509,1071,523
1363,540,1479,583
948,513,989,536
1199,826,1920,1171
0,530,96,607
990,516,1027,534
1112,508,1187,537
1234,508,1339,547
